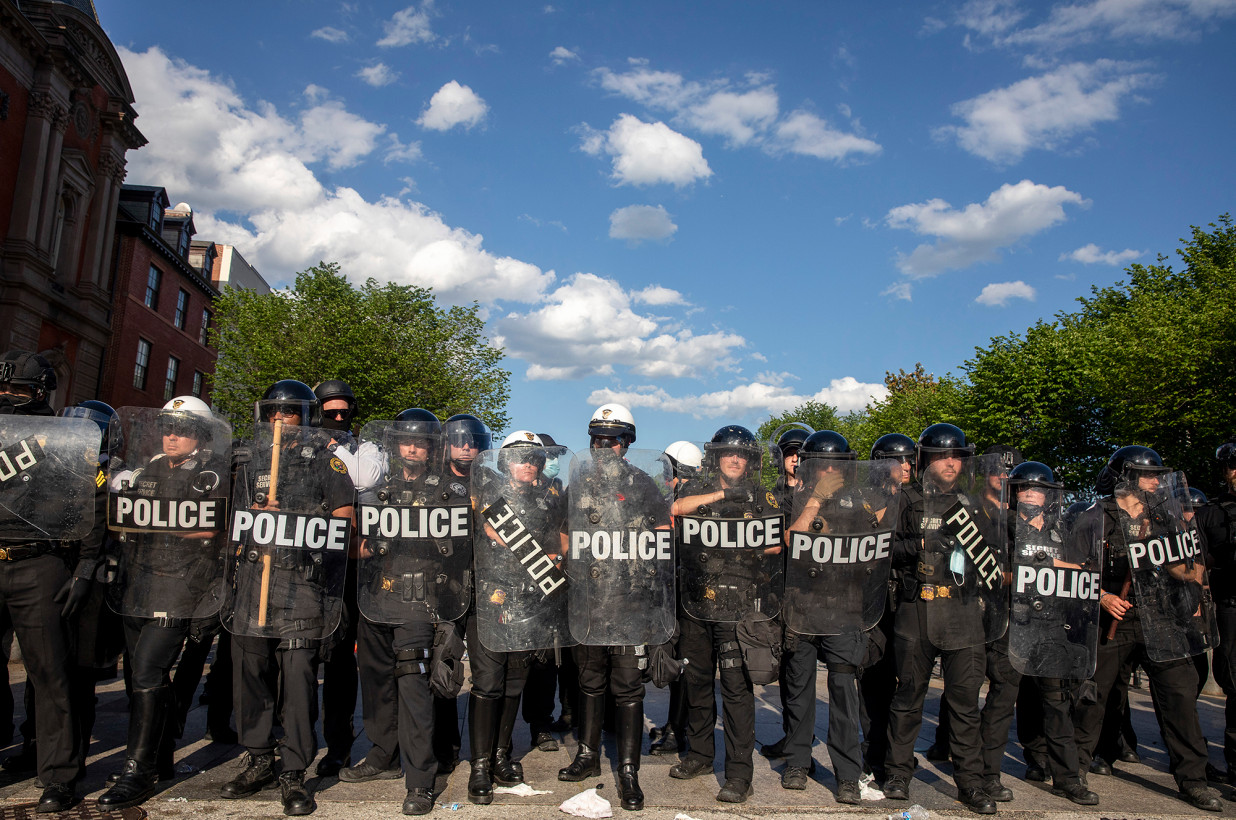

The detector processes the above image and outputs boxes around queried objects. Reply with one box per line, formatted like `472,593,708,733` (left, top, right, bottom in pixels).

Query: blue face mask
950,547,967,575
543,458,560,480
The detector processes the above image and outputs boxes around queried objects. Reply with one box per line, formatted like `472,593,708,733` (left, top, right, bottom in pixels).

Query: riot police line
1,348,1234,816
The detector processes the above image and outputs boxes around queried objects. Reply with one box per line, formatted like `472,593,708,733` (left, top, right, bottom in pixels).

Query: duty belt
918,583,956,601
0,544,55,562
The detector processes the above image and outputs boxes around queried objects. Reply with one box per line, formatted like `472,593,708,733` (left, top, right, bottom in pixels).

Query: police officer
647,440,703,758
313,379,382,778
669,424,780,805
1071,446,1219,811
779,431,876,804
881,423,998,815
98,396,229,810
1199,442,1236,781
0,350,100,812
858,432,915,781
559,404,668,812
344,408,457,815
222,380,355,815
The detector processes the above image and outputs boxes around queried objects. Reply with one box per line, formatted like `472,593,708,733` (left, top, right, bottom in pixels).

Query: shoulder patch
449,481,468,497
426,475,440,486
765,491,779,509
330,456,349,475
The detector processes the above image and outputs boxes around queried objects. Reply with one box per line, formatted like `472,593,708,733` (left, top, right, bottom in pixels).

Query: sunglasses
323,408,351,419
262,404,303,419
590,436,624,448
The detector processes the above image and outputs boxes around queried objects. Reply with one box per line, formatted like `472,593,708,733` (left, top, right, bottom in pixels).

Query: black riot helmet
388,408,442,472
984,444,1024,472
1189,486,1209,508
1008,461,1062,494
917,423,974,471
443,413,492,474
313,379,358,430
776,428,810,458
1094,444,1167,497
1217,442,1236,470
871,433,916,464
59,399,121,455
799,430,857,461
0,350,57,414
704,424,761,475
1062,500,1091,530
255,379,321,426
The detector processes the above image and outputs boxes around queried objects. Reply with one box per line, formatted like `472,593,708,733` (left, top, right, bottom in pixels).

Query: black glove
55,575,92,619
723,487,749,503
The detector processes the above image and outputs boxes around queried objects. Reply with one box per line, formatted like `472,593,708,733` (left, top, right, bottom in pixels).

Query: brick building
0,0,145,406
99,186,220,409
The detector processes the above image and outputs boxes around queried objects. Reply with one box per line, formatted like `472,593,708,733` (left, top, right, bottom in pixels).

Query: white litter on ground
559,787,613,818
495,783,553,796
860,772,886,801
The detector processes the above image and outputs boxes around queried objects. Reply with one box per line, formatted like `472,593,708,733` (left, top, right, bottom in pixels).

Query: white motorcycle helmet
587,403,636,445
663,440,703,479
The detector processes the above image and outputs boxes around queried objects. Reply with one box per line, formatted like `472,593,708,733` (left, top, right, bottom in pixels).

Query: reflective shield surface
0,416,100,542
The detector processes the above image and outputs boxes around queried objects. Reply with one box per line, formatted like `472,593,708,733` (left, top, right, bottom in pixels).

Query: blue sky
96,0,1236,452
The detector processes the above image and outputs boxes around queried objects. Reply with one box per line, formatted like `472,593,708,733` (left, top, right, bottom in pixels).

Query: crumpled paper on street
495,783,553,796
860,772,886,801
559,787,613,818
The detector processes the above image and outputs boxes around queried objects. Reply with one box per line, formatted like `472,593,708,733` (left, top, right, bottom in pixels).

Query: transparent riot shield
920,453,1009,650
0,416,100,542
223,422,353,641
355,420,471,625
566,448,675,646
473,446,575,652
1008,488,1101,678
783,459,899,636
107,407,231,620
676,440,784,623
1121,471,1217,662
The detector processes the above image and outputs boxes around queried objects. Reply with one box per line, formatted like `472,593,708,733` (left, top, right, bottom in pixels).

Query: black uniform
231,436,353,774
883,483,989,794
1072,498,1210,792
1199,489,1236,774
354,468,469,792
0,407,103,793
675,475,777,786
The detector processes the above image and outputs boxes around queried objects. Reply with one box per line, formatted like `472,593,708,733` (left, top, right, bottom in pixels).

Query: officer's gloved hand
55,575,93,619
723,487,749,503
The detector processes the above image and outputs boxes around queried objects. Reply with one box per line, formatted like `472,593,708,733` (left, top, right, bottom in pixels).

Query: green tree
862,364,967,454
210,263,510,437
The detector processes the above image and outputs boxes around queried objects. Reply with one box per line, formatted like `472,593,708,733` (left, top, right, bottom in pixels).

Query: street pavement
1,653,1234,820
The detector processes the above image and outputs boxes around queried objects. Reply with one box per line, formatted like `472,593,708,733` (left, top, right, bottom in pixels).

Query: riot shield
223,422,354,641
1008,488,1101,678
566,448,675,646
677,440,784,623
107,407,232,620
0,416,100,542
783,459,899,635
1122,471,1217,662
920,453,1009,651
355,420,471,625
473,446,575,652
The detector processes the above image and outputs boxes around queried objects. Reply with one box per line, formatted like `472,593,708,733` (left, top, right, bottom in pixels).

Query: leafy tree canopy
210,263,510,437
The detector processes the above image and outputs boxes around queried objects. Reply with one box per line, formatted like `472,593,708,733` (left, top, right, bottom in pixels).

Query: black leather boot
279,769,315,815
220,751,277,798
559,693,604,781
97,686,166,809
492,693,524,785
468,693,500,805
616,701,644,811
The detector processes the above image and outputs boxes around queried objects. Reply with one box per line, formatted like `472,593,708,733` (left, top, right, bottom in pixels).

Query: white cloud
377,2,436,47
770,109,882,161
493,273,744,381
550,46,579,65
587,376,888,419
882,282,914,301
594,63,880,161
632,285,686,306
609,205,678,242
975,280,1037,306
579,114,712,187
957,0,1236,49
886,179,1088,277
119,46,549,305
1060,243,1144,264
384,134,423,164
310,27,349,44
937,60,1157,163
358,63,399,87
418,81,488,131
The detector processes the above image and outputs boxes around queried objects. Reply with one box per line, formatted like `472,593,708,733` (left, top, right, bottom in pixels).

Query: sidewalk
1,658,1234,819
